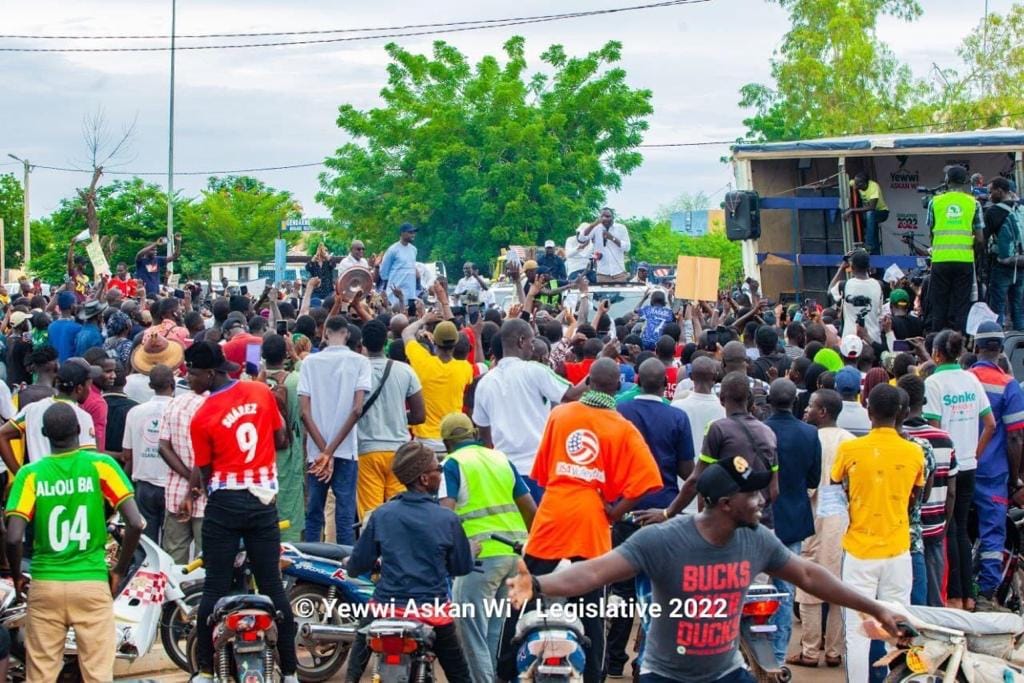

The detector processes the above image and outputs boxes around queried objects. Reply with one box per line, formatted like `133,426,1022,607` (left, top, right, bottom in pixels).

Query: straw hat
131,334,184,375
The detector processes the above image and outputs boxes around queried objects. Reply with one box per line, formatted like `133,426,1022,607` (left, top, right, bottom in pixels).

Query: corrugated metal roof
732,128,1024,158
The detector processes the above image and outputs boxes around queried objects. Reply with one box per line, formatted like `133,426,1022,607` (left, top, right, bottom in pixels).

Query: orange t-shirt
528,401,662,560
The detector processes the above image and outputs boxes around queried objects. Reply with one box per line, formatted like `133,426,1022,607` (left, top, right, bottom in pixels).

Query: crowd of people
0,190,1020,683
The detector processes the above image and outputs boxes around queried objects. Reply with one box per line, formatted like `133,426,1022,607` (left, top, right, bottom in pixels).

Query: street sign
281,219,314,232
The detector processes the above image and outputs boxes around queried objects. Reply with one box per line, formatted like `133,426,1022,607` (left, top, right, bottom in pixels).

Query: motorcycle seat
514,609,586,644
1010,507,1024,523
212,594,277,623
904,604,1024,636
290,542,352,563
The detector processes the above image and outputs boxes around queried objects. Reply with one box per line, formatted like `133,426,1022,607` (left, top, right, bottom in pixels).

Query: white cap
839,334,864,359
544,240,555,248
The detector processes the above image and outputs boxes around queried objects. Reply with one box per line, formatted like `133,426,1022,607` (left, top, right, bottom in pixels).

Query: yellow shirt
405,341,474,440
851,179,888,212
830,427,924,559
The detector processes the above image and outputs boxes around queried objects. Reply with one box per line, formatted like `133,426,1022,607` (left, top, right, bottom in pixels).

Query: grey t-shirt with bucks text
617,515,791,682
357,357,422,455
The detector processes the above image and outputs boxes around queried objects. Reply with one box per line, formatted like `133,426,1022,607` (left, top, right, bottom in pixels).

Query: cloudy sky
0,0,1003,226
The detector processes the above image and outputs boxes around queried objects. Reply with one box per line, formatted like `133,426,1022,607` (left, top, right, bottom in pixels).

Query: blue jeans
988,264,1024,330
911,550,927,605
304,459,357,544
863,209,888,255
452,554,518,683
771,541,801,665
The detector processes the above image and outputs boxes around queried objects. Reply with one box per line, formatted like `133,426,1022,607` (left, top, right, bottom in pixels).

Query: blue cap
399,222,417,234
57,291,76,311
310,297,323,309
637,262,650,271
835,366,861,396
975,320,1004,349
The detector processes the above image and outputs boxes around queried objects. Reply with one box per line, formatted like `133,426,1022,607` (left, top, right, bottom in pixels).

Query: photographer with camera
829,249,883,346
926,165,985,333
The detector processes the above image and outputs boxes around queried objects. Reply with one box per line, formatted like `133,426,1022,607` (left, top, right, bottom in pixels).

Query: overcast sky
0,0,1004,226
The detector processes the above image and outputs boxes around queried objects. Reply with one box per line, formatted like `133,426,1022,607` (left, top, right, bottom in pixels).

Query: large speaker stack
796,187,844,302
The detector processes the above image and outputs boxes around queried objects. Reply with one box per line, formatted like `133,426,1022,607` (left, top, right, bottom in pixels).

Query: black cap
184,341,240,374
697,456,772,502
946,165,968,184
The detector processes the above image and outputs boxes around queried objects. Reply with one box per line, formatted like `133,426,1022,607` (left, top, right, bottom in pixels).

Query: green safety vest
931,192,978,264
446,444,528,558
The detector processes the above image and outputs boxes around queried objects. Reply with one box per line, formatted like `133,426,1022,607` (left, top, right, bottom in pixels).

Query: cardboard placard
167,273,180,288
85,237,110,277
674,255,720,302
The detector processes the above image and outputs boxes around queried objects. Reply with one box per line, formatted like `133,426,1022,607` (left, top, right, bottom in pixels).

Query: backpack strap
360,360,394,417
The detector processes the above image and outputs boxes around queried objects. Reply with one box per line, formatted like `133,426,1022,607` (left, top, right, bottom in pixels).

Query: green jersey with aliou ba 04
4,448,135,581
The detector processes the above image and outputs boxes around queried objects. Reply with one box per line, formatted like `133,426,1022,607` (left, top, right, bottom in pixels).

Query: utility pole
7,154,31,268
166,0,176,261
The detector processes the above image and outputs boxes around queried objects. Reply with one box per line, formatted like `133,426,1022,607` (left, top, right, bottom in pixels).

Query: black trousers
496,555,606,683
929,261,975,333
606,520,640,673
195,489,297,675
946,470,976,601
346,617,470,683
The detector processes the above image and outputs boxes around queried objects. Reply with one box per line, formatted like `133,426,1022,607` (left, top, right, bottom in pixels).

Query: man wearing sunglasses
338,239,370,274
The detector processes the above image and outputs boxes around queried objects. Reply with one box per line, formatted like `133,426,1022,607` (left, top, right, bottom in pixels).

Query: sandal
785,654,819,668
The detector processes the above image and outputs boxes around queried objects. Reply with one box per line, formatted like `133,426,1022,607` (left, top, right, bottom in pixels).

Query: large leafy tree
739,0,933,141
928,3,1024,129
179,176,300,278
318,36,653,270
0,173,27,269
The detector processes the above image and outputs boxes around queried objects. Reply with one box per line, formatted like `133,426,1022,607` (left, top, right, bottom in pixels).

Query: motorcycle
185,521,290,682
279,541,375,682
492,533,588,683
3,523,204,681
869,600,1024,681
737,584,791,683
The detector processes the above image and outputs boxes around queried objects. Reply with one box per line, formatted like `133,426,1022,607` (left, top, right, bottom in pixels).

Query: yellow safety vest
446,444,528,558
930,192,978,264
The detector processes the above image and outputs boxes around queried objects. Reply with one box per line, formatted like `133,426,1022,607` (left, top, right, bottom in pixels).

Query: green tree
928,3,1024,129
628,218,742,288
179,176,299,278
739,0,933,141
318,36,653,271
0,173,26,269
29,178,189,283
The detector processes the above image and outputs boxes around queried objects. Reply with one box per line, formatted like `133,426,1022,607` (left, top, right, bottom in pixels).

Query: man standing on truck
578,208,631,283
844,172,890,256
927,165,985,333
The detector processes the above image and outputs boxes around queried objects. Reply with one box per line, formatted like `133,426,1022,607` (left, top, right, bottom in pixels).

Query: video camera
916,183,948,209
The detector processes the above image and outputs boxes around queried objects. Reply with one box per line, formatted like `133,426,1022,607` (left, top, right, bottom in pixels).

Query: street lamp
7,154,30,268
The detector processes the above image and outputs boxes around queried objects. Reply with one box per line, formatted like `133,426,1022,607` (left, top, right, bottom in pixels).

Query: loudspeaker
725,191,760,241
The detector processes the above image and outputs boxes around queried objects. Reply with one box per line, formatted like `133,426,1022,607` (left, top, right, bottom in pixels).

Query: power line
30,161,323,176
1,0,708,40
0,0,709,52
